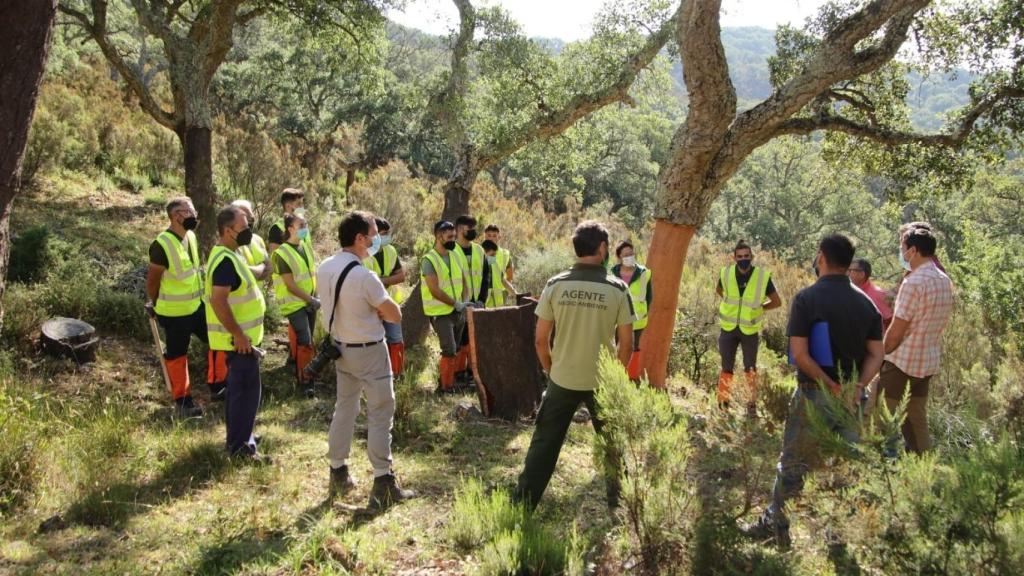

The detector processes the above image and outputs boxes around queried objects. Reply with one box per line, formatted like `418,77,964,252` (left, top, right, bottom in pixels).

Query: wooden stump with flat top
467,296,544,420
400,281,431,349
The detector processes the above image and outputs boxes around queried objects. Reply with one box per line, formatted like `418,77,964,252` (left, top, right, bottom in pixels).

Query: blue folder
787,321,834,367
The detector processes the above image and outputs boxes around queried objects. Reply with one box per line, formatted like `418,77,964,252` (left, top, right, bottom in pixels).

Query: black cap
433,220,455,233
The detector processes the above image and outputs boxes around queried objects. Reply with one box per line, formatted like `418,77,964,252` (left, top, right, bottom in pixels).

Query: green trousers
514,381,620,510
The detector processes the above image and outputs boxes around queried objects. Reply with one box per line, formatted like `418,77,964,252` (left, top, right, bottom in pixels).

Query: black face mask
464,229,478,241
812,256,820,278
182,216,199,231
737,258,752,271
443,240,457,251
236,227,253,247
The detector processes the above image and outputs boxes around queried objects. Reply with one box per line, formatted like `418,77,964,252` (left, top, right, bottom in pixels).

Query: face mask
368,234,382,257
293,207,306,218
182,216,199,231
812,255,820,278
736,258,752,271
486,255,497,266
443,240,457,251
464,229,478,241
236,227,253,247
297,228,309,240
622,256,637,268
899,247,912,271
380,234,392,247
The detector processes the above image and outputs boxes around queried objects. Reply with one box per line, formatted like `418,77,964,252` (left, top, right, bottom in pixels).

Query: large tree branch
776,85,1024,145
432,0,475,149
59,0,177,130
475,1,682,168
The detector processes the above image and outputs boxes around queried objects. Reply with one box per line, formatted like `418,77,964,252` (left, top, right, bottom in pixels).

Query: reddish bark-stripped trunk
640,220,697,388
0,0,57,334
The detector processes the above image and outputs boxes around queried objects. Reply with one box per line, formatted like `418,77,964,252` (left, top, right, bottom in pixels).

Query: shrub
447,478,575,575
594,350,694,572
8,225,59,284
512,244,575,299
0,380,43,514
38,255,148,341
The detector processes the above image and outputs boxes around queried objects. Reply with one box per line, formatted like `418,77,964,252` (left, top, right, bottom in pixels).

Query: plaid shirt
886,261,954,377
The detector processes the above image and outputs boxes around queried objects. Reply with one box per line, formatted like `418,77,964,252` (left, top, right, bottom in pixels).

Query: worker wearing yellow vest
145,197,214,417
272,213,320,397
451,215,487,384
267,188,311,368
610,241,652,381
206,205,268,462
716,240,782,415
421,220,471,393
362,217,406,377
484,224,515,283
481,240,517,308
230,199,270,281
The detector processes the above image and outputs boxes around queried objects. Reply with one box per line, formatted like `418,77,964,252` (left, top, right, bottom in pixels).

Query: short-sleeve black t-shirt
212,258,242,291
148,229,189,269
717,266,777,296
267,222,285,245
786,275,883,384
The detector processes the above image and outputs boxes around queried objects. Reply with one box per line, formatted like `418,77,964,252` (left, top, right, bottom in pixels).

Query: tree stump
467,297,544,420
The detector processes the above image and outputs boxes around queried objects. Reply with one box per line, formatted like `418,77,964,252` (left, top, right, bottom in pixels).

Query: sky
388,0,830,41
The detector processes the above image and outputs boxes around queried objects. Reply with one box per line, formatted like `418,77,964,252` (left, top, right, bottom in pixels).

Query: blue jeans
768,387,859,528
383,321,403,345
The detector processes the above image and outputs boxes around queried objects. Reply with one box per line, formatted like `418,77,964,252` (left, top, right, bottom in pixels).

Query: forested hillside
2,0,1023,574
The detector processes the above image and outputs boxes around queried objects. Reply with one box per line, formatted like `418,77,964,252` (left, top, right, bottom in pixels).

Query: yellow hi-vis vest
485,258,507,308
205,246,266,351
451,243,485,301
628,267,653,330
273,242,317,316
364,244,404,303
154,229,203,317
719,265,770,335
238,233,268,267
420,249,464,317
271,217,314,257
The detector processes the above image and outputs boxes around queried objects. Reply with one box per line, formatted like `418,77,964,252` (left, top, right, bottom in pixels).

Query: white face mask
622,256,637,268
486,255,497,266
293,207,306,218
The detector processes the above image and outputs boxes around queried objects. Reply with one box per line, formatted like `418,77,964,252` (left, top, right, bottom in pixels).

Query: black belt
341,340,383,348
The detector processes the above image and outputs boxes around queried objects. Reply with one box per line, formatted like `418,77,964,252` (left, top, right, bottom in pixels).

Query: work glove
453,300,467,313
144,301,156,319
306,297,321,312
470,301,484,309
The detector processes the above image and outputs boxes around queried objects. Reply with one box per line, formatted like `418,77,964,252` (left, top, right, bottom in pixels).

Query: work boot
303,383,315,398
230,445,271,465
368,473,415,511
741,512,791,550
208,382,226,402
329,465,357,497
175,396,203,418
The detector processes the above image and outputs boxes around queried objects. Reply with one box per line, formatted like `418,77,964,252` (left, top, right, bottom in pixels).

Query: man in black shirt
744,234,884,549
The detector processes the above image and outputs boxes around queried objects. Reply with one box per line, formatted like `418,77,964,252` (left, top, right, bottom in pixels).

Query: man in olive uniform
513,221,634,510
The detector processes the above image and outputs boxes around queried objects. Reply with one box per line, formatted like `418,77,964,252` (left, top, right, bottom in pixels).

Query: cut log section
41,317,99,364
467,297,544,420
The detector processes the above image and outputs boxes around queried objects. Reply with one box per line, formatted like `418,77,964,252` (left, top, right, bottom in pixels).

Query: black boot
368,473,415,511
175,396,203,418
329,465,356,497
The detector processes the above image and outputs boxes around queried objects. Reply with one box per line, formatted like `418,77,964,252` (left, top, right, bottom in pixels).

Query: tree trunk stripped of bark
0,0,57,335
440,172,475,223
640,220,697,388
467,301,544,420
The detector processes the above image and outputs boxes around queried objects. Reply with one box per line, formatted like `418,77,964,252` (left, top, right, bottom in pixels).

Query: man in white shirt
316,211,413,511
